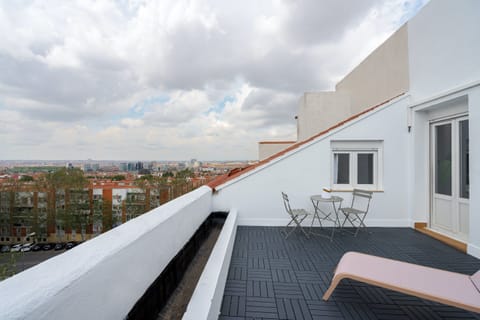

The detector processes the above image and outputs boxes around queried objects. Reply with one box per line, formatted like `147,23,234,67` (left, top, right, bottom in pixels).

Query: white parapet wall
183,208,238,320
0,186,213,320
258,141,295,160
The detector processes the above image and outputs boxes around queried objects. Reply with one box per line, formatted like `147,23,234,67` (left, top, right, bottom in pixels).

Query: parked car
42,243,54,251
20,243,33,252
10,244,22,252
65,242,77,250
31,243,43,251
54,243,65,251
0,245,10,253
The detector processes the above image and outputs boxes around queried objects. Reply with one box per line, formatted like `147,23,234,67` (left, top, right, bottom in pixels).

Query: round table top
310,195,343,202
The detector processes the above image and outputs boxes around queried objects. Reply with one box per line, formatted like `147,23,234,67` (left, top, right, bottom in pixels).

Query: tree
0,251,22,280
45,168,89,241
19,175,34,182
176,168,194,179
91,196,104,236
45,168,88,190
162,171,174,178
101,199,117,232
111,175,126,181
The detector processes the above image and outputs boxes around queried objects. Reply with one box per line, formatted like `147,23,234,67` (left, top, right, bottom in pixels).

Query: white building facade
216,0,480,258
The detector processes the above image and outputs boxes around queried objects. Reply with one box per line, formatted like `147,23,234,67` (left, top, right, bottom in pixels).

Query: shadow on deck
220,227,480,319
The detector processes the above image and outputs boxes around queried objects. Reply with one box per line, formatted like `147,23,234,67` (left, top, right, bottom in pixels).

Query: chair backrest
350,189,373,213
281,192,293,216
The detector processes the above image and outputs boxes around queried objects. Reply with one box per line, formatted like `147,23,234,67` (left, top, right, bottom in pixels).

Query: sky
0,0,428,161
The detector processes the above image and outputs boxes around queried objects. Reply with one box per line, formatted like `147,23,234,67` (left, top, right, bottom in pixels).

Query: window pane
334,153,349,184
435,124,452,195
357,153,373,184
460,120,469,198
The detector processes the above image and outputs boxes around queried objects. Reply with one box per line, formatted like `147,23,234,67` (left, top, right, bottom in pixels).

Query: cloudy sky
0,0,428,161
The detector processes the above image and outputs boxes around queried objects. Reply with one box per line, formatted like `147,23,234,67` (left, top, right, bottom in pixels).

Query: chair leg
297,215,310,238
343,214,356,228
341,214,349,228
285,225,297,239
341,214,362,236
323,274,344,301
285,214,310,239
354,214,369,237
310,212,322,229
284,218,294,237
354,218,361,237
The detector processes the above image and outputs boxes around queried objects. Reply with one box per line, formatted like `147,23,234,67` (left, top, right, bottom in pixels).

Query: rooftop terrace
220,227,480,320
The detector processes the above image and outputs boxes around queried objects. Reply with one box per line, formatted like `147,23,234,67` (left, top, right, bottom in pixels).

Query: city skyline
0,0,427,161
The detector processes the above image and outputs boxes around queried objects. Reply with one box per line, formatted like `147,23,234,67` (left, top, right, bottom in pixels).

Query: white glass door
430,116,469,240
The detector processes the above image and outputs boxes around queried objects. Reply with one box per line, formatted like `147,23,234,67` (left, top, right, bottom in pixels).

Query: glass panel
460,120,469,198
334,153,349,184
435,123,452,196
357,153,373,184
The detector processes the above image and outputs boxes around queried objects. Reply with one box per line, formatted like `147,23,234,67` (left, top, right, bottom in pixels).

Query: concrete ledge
183,208,238,320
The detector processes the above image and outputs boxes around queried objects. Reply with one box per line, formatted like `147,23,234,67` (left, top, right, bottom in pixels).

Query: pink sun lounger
323,251,480,314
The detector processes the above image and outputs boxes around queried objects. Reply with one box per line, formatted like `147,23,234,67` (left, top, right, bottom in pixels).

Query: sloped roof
208,93,405,191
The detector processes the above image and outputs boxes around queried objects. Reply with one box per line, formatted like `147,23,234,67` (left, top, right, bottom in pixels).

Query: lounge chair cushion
470,270,480,293
324,251,480,314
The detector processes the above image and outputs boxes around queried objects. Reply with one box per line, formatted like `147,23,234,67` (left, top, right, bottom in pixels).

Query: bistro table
310,195,344,241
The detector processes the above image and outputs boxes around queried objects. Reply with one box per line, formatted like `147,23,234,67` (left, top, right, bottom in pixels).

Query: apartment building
0,182,171,244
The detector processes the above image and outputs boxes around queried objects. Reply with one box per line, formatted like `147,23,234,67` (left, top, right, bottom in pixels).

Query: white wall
213,97,410,227
408,0,480,101
410,108,429,223
409,84,480,257
0,186,213,320
406,0,480,256
466,86,480,257
297,92,351,141
258,142,295,160
336,25,409,114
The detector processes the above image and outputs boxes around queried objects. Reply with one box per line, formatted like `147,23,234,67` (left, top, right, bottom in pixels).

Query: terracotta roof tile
207,93,405,192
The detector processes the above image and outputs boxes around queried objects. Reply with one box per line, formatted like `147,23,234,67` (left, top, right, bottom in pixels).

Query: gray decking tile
219,227,480,319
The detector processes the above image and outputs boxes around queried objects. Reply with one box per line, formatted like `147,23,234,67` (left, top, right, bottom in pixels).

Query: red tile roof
207,93,405,191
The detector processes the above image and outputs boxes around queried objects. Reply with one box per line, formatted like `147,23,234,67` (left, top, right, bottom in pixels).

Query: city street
1,250,63,275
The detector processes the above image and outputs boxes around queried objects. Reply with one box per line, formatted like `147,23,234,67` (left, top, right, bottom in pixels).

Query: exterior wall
409,95,469,225
409,85,479,257
406,0,480,257
407,0,480,101
258,142,295,160
297,92,351,141
467,86,480,257
336,25,409,114
0,186,213,320
213,97,410,227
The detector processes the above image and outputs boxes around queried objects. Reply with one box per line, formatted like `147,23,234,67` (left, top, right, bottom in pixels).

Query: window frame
331,140,383,191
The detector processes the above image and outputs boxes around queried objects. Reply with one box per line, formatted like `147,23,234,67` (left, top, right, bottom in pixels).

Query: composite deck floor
219,227,480,320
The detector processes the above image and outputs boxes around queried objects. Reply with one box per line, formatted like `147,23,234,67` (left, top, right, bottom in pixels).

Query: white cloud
0,0,428,160
120,118,144,128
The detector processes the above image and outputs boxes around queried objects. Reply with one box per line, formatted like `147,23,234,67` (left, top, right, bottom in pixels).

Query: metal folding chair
282,192,316,239
339,189,373,236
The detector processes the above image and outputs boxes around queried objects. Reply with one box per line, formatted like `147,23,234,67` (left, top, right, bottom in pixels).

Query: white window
331,140,383,191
